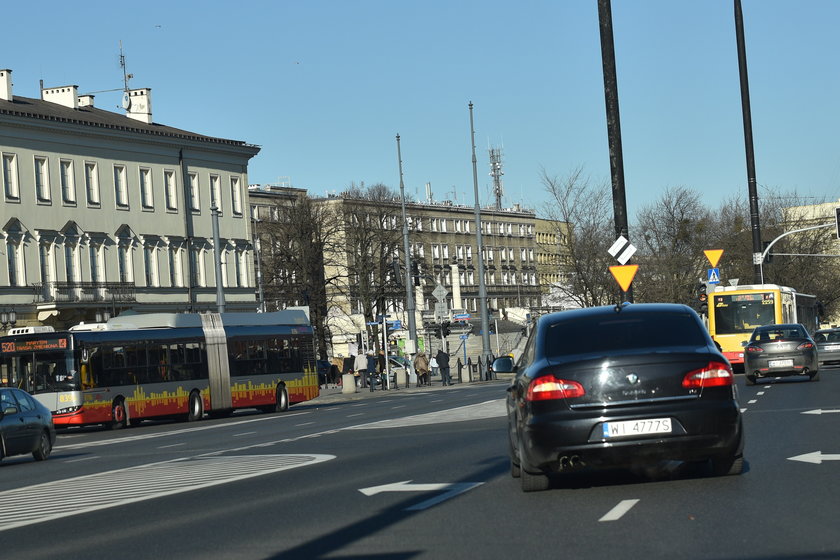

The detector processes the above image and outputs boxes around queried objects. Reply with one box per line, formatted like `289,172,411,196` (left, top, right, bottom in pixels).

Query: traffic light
441,321,451,337
695,283,708,315
411,262,420,286
391,260,402,285
762,241,773,264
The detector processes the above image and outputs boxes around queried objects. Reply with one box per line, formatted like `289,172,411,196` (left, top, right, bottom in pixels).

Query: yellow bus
708,284,819,369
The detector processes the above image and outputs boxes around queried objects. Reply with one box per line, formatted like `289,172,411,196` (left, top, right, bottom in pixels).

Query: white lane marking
391,405,406,410
348,400,505,429
757,391,765,395
748,399,757,404
350,403,367,407
57,411,311,451
359,480,484,511
599,499,640,522
233,432,257,437
64,456,100,463
0,454,335,532
296,422,315,426
157,443,185,449
740,408,747,413
347,413,364,418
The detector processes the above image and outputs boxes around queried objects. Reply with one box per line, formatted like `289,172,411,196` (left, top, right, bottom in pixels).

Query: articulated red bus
0,310,319,428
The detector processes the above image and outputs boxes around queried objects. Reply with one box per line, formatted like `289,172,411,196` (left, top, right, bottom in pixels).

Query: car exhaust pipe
570,455,584,468
558,456,571,470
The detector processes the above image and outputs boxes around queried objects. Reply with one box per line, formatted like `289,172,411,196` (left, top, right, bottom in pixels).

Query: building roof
0,95,254,148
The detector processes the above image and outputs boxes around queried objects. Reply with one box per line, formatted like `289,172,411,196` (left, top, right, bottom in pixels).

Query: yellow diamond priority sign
609,265,639,293
704,249,724,268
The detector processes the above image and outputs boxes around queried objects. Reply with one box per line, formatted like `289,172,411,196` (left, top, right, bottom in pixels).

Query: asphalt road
3,370,840,560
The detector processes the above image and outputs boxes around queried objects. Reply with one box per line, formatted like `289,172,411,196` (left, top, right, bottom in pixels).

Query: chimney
0,69,12,101
42,85,79,109
125,88,152,124
78,94,95,107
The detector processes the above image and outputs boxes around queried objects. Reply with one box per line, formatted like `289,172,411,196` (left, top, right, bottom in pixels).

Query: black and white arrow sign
359,480,483,511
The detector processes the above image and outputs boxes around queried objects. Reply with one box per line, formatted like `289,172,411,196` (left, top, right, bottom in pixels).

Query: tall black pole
597,0,633,302
469,102,492,363
734,0,764,284
396,135,417,360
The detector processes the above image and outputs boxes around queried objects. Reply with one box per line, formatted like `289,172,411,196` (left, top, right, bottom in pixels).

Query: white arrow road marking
788,451,840,464
599,499,640,522
801,409,840,415
359,480,483,511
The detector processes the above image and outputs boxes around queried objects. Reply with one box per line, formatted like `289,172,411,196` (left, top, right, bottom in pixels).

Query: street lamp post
396,134,418,368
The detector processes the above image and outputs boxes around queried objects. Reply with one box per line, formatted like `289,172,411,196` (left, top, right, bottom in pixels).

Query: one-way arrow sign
787,451,840,464
359,480,483,511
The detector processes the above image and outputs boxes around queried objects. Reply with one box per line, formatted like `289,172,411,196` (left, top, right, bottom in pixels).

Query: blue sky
3,1,839,217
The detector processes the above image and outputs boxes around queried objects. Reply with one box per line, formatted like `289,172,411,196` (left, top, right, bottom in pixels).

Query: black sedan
742,323,819,385
494,303,743,492
1,387,56,463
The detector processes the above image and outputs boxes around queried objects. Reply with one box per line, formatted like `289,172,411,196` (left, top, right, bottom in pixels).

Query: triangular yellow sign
609,264,639,293
704,249,724,268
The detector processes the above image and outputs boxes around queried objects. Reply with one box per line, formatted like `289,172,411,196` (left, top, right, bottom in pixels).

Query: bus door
200,313,232,410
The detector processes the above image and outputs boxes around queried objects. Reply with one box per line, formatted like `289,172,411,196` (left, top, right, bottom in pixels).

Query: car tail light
745,346,763,353
797,342,815,350
682,361,734,388
526,375,585,401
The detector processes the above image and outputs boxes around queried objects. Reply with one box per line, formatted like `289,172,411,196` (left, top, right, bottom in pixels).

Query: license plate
602,418,672,438
768,359,794,368
824,345,840,351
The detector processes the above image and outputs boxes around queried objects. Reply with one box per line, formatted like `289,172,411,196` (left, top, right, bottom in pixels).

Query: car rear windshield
752,326,806,341
543,311,708,358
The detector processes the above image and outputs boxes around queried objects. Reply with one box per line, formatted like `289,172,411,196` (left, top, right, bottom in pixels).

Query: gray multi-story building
0,68,260,332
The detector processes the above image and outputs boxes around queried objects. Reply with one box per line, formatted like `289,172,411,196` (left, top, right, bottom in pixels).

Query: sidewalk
310,376,511,404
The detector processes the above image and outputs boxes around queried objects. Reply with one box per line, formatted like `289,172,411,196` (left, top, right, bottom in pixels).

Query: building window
118,244,133,282
168,245,184,287
189,173,200,211
85,162,100,206
164,170,178,211
64,243,80,283
114,165,128,208
35,156,50,202
236,248,248,287
210,174,221,211
230,176,242,215
3,153,19,200
144,246,159,287
6,240,23,286
39,243,55,284
89,245,103,283
140,168,153,209
60,160,75,204
190,246,206,287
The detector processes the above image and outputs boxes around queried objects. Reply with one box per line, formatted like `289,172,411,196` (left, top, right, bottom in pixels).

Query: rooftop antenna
119,41,134,110
489,146,504,210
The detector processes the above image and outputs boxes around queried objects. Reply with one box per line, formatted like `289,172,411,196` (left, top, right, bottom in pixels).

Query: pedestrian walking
377,350,388,390
413,351,430,387
354,352,368,388
429,354,439,385
366,351,378,392
436,348,451,386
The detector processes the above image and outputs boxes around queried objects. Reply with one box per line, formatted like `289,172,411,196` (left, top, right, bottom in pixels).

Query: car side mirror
492,356,516,374
740,341,748,347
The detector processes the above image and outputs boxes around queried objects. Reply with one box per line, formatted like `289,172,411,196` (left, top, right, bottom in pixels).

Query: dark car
1,387,56,463
742,323,819,385
813,328,840,367
495,303,743,492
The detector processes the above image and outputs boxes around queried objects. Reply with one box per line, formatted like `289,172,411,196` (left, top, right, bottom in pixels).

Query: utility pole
469,102,493,365
734,0,764,283
396,134,418,364
597,0,633,302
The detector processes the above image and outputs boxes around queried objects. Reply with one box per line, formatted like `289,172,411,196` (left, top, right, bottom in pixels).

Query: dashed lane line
599,499,640,522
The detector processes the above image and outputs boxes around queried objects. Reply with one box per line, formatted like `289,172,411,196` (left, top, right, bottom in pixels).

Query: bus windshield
712,292,776,335
0,349,79,394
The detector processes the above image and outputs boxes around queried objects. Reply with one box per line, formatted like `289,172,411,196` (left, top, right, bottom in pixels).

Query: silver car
814,328,840,367
742,323,819,385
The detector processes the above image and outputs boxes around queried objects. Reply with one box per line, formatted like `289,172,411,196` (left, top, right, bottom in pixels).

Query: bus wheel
261,385,289,413
186,391,204,422
111,399,127,430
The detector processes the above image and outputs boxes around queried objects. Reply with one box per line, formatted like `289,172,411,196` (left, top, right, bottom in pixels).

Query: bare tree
339,183,405,351
541,167,617,307
260,194,344,359
632,187,715,303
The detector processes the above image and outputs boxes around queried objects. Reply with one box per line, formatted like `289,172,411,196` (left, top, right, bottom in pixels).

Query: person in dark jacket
366,352,378,391
436,348,451,386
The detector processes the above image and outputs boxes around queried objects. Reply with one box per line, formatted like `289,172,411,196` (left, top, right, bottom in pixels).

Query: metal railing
32,282,136,304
